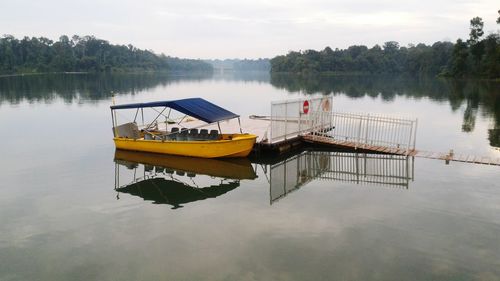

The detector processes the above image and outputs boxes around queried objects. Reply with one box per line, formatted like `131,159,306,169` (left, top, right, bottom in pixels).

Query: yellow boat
110,98,257,158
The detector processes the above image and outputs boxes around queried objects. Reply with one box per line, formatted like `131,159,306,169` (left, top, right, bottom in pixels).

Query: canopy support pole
145,107,167,131
178,115,187,125
217,122,222,133
166,108,172,131
111,109,119,137
141,108,144,126
133,108,139,123
238,117,243,133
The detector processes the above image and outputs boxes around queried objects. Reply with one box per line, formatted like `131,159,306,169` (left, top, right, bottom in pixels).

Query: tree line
271,11,500,79
0,35,212,74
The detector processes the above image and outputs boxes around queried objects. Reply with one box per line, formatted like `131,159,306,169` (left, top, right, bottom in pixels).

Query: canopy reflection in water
269,151,414,204
114,150,257,209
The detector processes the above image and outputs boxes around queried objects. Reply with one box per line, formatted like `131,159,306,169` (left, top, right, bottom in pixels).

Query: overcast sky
1,0,498,59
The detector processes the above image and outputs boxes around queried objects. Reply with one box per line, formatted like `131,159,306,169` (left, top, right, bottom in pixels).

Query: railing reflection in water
269,151,414,204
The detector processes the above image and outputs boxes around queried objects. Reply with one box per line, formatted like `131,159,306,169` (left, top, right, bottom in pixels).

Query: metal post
111,109,116,137
285,102,288,140
364,114,369,149
356,116,363,149
406,120,413,156
141,108,144,126
413,119,418,150
133,108,139,123
355,152,359,184
114,163,117,190
405,155,409,189
238,117,243,133
298,112,302,135
270,102,274,142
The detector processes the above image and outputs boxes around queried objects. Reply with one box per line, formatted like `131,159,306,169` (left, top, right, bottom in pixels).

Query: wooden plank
395,148,407,155
481,157,490,165
466,155,474,162
416,151,431,158
495,158,500,166
457,154,468,162
389,147,398,155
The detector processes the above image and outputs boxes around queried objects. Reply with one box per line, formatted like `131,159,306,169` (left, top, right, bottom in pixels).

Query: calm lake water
0,72,499,281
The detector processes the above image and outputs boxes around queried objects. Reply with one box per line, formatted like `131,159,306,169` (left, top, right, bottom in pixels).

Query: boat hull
114,150,257,179
113,134,257,158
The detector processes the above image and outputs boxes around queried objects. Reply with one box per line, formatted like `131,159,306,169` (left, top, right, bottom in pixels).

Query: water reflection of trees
270,74,500,147
0,71,273,105
0,72,213,104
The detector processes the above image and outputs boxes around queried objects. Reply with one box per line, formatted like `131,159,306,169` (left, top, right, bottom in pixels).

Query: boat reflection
114,150,257,208
267,151,415,204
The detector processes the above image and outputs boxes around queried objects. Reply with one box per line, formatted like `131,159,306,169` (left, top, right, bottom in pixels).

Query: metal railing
269,151,414,204
305,111,418,154
269,96,417,155
270,96,332,143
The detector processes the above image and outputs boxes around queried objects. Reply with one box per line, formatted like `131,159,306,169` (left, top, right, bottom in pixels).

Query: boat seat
177,129,188,141
113,122,140,139
165,127,179,140
198,129,209,140
188,129,199,141
209,130,219,140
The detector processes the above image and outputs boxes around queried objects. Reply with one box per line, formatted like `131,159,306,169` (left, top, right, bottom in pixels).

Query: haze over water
0,73,499,280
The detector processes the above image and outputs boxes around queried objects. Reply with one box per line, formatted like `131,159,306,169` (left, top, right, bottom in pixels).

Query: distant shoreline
0,71,89,78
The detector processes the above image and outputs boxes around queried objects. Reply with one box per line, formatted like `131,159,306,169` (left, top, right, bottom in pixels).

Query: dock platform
302,134,500,166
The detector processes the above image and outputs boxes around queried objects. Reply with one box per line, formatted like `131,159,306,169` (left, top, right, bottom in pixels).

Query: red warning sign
303,100,309,114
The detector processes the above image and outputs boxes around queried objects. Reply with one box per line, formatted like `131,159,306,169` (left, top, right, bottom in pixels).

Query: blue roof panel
110,98,239,123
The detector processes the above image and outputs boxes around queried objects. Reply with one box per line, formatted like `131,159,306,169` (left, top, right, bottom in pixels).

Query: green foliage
468,17,484,44
271,41,454,76
0,35,212,75
449,39,469,77
270,14,499,79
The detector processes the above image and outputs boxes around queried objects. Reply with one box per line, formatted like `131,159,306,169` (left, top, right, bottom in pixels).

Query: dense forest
0,35,212,74
271,12,500,78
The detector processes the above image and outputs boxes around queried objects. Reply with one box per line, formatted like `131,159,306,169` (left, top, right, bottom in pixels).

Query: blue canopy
110,98,239,123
